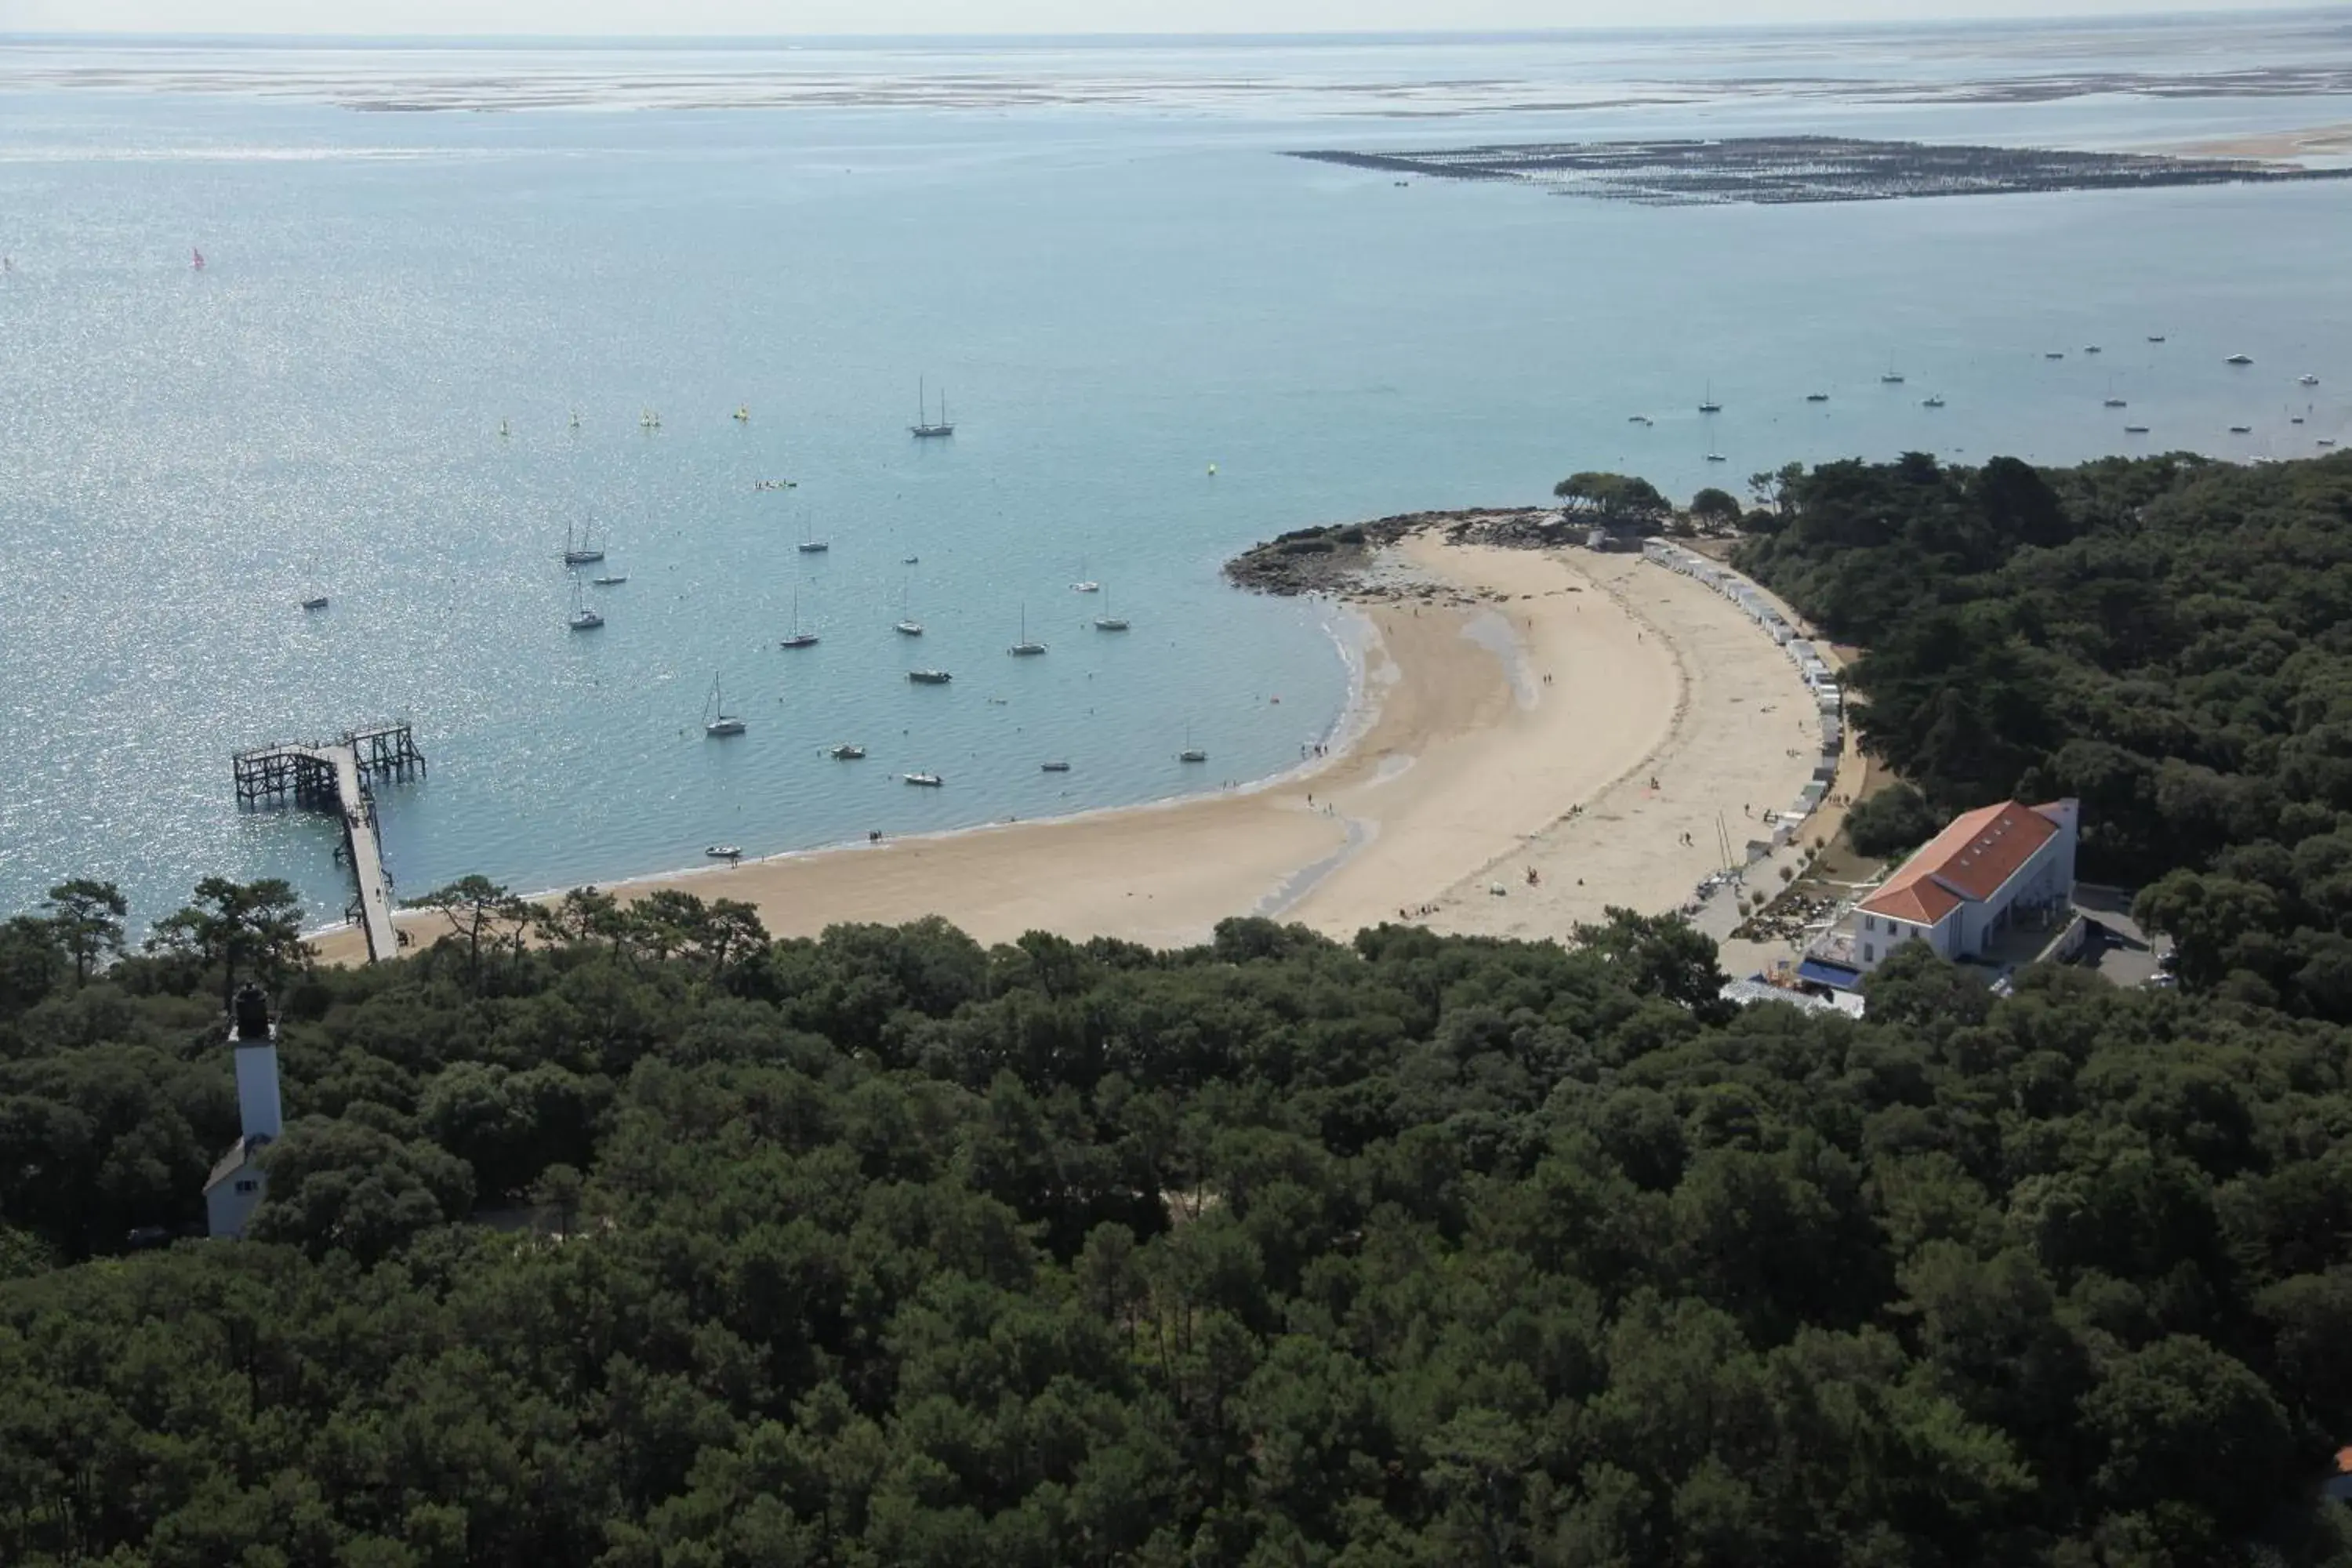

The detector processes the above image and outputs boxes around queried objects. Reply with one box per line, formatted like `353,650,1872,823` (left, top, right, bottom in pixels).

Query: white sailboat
1178,724,1207,764
1008,604,1046,656
779,590,818,649
1093,587,1130,632
567,577,603,631
562,522,604,567
703,674,745,736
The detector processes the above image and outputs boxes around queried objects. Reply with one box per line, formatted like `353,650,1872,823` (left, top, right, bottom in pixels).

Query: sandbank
314,532,1823,961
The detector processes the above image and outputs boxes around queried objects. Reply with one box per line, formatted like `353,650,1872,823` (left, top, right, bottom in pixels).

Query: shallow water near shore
4,20,2352,931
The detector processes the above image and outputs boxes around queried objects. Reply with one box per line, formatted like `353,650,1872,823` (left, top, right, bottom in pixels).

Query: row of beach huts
1639,538,1847,838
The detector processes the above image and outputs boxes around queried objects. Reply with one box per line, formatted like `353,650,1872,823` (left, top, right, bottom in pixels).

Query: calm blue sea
3,20,2350,932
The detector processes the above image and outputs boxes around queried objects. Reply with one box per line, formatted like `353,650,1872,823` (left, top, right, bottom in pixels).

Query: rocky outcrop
1223,507,1573,599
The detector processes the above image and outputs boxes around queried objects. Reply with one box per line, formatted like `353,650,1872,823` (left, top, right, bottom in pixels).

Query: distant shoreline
1290,136,2352,207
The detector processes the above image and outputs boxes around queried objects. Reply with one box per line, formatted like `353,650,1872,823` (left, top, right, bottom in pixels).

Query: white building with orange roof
1806,798,2080,985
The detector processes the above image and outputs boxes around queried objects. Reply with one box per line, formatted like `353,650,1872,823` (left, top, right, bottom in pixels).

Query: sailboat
1879,362,1905,384
895,575,924,636
191,248,205,270
299,594,329,611
1072,555,1100,593
904,770,945,786
2103,377,2128,408
1178,724,1207,764
1008,605,1047,656
779,591,818,649
1921,394,1946,408
562,522,604,567
1697,383,1721,414
797,516,829,554
1093,588,1130,631
703,675,745,736
568,578,603,632
909,379,954,439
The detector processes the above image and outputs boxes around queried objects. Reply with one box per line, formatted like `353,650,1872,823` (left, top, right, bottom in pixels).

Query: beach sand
2173,123,2352,162
314,534,1821,961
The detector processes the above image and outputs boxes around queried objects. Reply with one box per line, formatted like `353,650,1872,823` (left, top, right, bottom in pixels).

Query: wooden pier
233,722,425,964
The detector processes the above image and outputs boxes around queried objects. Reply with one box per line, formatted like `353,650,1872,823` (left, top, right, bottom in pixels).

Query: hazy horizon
1,0,2324,38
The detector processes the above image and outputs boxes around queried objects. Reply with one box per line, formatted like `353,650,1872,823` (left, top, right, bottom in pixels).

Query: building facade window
235,1179,258,1194
1863,942,1875,962
1864,916,1875,932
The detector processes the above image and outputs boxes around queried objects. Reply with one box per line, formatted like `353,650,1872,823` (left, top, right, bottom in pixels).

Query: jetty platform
233,722,424,963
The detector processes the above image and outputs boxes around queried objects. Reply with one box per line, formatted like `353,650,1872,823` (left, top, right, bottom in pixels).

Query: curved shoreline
310,531,1820,961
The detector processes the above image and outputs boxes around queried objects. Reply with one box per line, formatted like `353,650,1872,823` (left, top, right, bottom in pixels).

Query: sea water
2,21,2350,931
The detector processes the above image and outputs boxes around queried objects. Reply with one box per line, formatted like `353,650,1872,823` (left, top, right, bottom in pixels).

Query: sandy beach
2173,122,2352,162
314,532,1822,961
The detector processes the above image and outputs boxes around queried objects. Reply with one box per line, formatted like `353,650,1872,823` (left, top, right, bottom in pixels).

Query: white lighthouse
204,984,282,1238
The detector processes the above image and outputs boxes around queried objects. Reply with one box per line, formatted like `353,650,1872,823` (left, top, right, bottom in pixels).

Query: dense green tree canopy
1739,450,2352,1019
1552,470,1668,523
2,874,2349,1563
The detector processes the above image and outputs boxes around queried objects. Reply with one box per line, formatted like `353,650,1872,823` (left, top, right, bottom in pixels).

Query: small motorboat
591,574,627,586
904,771,944,787
1806,393,1829,402
2147,335,2167,343
2084,345,2102,354
909,669,952,684
2230,424,2254,434
299,595,329,610
1041,760,1072,772
1922,395,1946,408
1072,581,1100,593
705,844,742,860
2320,438,2339,448
2300,374,2321,387
829,744,866,760
2227,354,2254,365
902,554,920,564
734,405,750,421
2125,424,2151,434
2044,351,2066,361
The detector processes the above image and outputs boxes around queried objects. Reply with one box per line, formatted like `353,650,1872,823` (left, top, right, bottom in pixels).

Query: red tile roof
1860,800,2059,927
